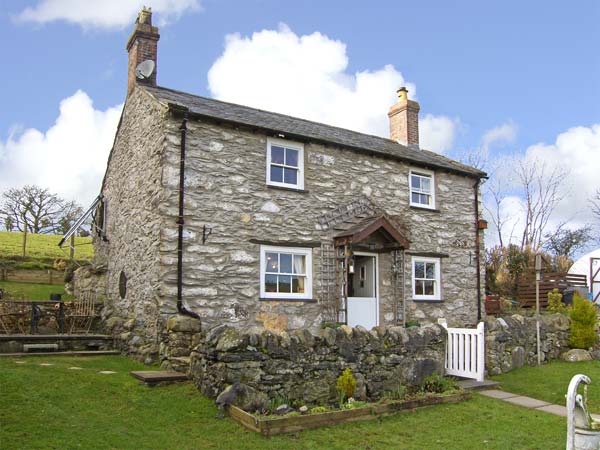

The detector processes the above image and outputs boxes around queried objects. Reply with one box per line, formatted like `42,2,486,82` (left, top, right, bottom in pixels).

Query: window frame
409,169,436,209
411,256,441,301
266,138,305,190
259,245,313,300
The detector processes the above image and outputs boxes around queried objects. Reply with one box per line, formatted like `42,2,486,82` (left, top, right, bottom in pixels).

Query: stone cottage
71,8,487,364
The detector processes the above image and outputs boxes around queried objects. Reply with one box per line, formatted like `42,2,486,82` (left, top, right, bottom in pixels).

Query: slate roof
143,85,486,178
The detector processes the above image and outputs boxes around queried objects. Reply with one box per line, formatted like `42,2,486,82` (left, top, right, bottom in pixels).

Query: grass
0,231,93,269
0,355,568,449
0,281,73,301
491,360,600,411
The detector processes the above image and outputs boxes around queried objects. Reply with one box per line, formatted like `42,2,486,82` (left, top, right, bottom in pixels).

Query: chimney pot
388,87,420,148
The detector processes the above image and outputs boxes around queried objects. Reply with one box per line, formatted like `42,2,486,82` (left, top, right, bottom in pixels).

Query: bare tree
483,178,509,248
515,158,567,251
0,185,83,258
543,224,593,258
592,189,600,222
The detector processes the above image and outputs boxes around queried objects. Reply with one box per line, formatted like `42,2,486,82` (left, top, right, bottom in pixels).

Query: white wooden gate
439,320,485,382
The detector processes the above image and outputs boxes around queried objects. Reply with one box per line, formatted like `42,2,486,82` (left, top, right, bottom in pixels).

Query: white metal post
535,254,542,366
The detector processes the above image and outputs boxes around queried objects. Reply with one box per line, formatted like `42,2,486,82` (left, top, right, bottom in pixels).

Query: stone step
456,379,501,391
0,350,120,357
0,334,112,341
23,343,59,352
130,370,189,385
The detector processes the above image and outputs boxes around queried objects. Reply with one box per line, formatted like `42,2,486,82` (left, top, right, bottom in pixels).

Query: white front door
347,253,378,329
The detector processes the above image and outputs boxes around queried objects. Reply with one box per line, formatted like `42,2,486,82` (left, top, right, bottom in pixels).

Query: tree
592,189,600,221
516,158,567,251
543,225,593,259
0,185,83,257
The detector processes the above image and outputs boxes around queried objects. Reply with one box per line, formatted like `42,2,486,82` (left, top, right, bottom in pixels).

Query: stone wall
189,324,446,405
160,315,203,372
485,314,571,375
79,87,169,363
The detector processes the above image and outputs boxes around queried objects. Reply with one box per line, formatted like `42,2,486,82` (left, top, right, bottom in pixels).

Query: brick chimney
388,87,420,148
126,7,160,95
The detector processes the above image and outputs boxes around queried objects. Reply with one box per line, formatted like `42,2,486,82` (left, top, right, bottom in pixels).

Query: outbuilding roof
143,85,486,179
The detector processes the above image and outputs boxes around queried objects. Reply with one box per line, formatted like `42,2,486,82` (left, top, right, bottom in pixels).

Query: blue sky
0,0,599,248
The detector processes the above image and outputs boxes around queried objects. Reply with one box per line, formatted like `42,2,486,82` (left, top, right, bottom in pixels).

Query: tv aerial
135,60,155,80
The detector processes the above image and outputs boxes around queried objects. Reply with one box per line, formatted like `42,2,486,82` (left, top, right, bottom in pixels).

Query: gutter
176,108,201,320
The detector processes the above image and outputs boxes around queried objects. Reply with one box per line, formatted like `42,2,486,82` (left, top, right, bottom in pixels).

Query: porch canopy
332,214,410,251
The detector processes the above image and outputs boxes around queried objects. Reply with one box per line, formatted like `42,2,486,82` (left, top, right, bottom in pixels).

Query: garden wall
485,313,571,375
186,323,446,405
0,269,64,285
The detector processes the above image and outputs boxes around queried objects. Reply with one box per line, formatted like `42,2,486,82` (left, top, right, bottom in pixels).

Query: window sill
259,297,317,303
266,184,309,194
412,298,444,303
409,205,440,213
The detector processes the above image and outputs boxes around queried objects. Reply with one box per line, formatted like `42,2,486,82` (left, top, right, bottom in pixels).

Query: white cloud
208,24,453,147
0,91,122,205
484,124,600,248
15,0,201,29
420,114,458,154
482,121,517,153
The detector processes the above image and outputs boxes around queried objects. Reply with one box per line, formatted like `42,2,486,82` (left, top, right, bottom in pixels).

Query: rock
590,349,600,360
215,382,269,413
299,405,308,414
167,315,202,333
216,328,245,352
274,404,293,415
561,349,593,362
511,346,525,369
105,317,124,331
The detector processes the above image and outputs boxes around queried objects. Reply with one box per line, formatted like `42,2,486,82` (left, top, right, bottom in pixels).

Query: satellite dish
135,60,155,80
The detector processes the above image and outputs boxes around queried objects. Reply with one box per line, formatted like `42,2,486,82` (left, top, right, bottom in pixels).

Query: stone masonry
189,323,446,405
79,83,486,362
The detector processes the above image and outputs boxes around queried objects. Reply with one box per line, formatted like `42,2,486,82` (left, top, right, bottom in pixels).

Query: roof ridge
147,85,405,147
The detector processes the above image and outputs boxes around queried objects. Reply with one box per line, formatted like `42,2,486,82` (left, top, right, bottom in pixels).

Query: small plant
568,293,598,349
547,288,567,314
336,368,357,406
309,406,329,414
383,384,407,401
268,394,289,413
418,374,457,394
405,319,420,328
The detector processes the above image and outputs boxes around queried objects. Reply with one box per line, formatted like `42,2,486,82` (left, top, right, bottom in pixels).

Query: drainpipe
176,110,201,320
473,177,486,322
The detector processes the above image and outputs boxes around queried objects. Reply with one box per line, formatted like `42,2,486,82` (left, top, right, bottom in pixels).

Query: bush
418,374,458,394
336,368,356,405
568,293,598,349
547,288,567,314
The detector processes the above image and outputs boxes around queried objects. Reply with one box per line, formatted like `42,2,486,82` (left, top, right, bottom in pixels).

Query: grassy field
492,360,600,411
0,281,72,300
0,355,570,450
0,231,93,269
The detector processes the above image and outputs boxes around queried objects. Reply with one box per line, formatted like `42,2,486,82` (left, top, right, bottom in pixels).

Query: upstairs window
409,170,435,209
266,138,304,190
412,257,441,300
260,246,312,299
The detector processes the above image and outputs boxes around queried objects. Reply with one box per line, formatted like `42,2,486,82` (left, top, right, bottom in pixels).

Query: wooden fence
517,272,588,308
0,269,64,285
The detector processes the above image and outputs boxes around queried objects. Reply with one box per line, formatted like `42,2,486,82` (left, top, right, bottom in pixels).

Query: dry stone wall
485,314,571,375
189,323,446,405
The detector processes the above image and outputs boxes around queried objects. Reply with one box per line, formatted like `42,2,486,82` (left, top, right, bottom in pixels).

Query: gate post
476,321,485,382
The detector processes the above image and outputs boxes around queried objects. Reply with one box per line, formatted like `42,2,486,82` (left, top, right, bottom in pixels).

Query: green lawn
0,281,73,301
491,360,600,411
0,231,93,269
0,356,568,450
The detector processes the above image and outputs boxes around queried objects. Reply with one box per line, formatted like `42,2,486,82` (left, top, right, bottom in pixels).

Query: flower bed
227,391,471,436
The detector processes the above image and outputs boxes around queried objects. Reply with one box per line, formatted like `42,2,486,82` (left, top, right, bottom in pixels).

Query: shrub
336,368,357,405
568,293,598,349
547,288,567,314
418,374,457,394
383,384,407,401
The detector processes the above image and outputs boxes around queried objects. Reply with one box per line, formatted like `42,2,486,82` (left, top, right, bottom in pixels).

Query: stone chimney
126,7,160,95
388,87,420,148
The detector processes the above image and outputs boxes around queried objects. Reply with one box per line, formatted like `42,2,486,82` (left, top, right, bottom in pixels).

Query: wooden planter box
228,392,471,436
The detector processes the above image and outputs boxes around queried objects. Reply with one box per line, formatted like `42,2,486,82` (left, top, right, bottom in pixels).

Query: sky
0,0,598,249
